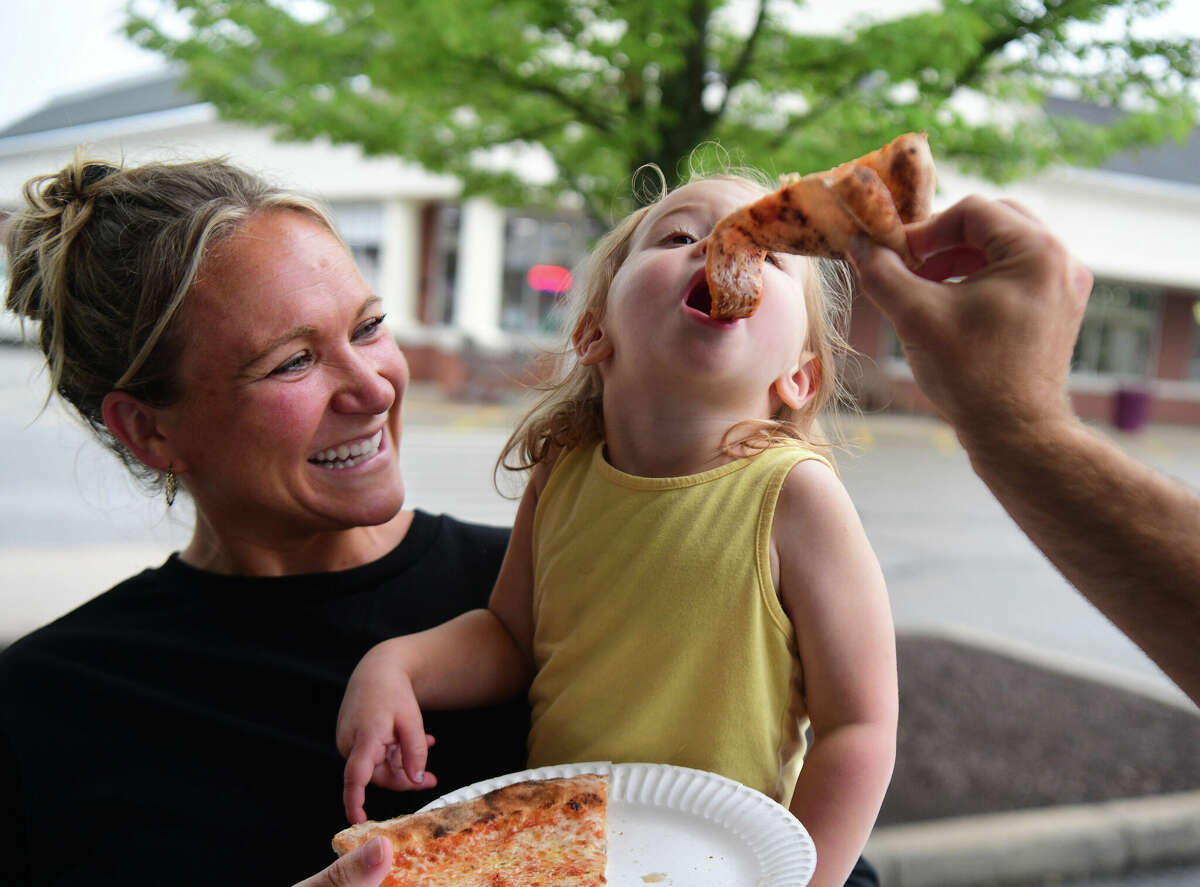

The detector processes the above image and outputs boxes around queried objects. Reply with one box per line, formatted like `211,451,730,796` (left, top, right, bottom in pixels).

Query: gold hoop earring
164,469,177,507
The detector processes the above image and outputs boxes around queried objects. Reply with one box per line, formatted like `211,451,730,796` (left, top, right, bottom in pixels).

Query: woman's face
159,209,410,543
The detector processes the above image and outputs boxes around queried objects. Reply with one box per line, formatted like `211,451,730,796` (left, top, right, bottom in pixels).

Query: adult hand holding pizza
292,837,391,887
847,194,1093,440
847,195,1200,706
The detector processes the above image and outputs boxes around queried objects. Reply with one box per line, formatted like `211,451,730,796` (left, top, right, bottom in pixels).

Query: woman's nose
332,351,397,415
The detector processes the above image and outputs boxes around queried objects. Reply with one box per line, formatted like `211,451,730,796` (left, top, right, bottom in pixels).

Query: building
2,72,1198,423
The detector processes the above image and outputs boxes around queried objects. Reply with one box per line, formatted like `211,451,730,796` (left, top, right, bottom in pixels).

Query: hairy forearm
961,417,1200,704
788,722,895,887
397,609,534,709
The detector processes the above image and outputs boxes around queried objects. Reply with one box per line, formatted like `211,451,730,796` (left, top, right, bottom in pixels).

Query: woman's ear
571,310,613,366
101,392,184,473
773,353,820,411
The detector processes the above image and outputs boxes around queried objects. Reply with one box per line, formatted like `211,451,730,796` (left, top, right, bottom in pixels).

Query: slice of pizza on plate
331,772,608,887
705,131,937,319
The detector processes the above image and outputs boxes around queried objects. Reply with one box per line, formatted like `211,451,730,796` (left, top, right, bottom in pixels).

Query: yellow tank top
527,441,830,803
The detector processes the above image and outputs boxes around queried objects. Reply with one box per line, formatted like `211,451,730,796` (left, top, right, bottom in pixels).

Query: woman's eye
354,314,387,340
270,352,313,376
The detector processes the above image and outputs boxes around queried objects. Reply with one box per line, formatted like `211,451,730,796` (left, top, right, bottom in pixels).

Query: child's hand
337,642,438,824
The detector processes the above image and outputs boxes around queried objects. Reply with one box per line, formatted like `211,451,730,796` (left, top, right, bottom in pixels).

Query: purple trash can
1113,386,1150,432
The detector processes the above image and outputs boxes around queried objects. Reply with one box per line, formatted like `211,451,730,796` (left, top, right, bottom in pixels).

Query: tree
126,0,1200,220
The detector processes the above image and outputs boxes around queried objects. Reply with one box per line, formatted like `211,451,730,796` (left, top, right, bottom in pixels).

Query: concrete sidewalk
865,633,1200,887
867,790,1200,886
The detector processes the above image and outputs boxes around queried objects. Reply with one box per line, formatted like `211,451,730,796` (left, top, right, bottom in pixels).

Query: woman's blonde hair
499,162,855,476
4,154,339,491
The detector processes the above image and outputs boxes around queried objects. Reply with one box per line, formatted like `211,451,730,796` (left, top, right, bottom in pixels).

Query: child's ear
572,310,613,366
773,353,819,411
101,392,186,473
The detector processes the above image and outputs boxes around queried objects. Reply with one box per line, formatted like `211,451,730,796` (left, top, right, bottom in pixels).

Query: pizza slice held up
705,131,937,319
331,773,609,887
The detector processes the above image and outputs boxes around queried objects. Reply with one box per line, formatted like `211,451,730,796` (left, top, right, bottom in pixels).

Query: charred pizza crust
332,773,608,886
705,131,936,319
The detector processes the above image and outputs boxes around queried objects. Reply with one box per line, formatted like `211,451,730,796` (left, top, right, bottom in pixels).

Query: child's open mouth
685,279,714,315
683,272,738,326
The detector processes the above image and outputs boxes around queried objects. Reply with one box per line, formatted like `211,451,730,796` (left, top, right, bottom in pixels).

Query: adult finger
292,836,391,887
846,234,944,340
905,195,1046,266
997,198,1038,221
913,245,989,283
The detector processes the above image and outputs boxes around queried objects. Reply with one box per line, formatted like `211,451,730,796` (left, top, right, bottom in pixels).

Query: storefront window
1190,298,1200,380
329,202,384,292
1072,281,1161,381
500,213,601,334
424,204,460,326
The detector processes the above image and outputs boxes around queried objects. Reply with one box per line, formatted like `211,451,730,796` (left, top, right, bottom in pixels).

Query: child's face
586,179,816,414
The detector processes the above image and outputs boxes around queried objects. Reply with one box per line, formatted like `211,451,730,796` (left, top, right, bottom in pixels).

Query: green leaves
125,0,1200,220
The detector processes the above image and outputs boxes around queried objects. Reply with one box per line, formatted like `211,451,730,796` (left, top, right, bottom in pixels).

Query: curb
865,790,1200,886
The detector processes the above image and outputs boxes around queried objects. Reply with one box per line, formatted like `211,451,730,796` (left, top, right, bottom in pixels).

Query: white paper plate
419,761,816,886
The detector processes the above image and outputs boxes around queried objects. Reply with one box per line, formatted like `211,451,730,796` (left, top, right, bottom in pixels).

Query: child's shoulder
774,451,848,520
530,441,583,497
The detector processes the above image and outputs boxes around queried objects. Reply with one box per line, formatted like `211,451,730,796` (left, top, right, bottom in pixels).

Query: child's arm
336,463,550,823
774,459,898,887
336,610,529,822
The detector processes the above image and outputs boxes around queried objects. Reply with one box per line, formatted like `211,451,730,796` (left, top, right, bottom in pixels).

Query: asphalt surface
3,342,1200,886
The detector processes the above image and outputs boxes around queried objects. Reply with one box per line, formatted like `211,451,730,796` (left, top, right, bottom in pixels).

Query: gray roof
1045,96,1200,187
0,69,200,139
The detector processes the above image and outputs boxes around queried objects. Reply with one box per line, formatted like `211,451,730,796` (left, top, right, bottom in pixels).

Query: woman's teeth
310,430,384,470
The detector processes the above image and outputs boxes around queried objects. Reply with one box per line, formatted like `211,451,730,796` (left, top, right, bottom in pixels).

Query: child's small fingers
391,702,431,787
389,738,427,787
373,768,440,792
342,745,381,824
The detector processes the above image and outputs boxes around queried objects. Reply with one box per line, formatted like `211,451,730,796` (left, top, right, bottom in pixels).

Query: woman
0,157,528,886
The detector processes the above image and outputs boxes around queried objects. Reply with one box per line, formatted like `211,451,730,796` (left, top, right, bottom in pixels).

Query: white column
454,197,506,348
379,198,420,335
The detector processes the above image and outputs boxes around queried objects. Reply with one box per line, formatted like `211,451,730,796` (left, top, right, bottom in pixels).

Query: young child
337,170,897,887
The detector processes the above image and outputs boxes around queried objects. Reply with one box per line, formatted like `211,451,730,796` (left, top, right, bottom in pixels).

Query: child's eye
664,231,697,246
765,251,782,268
270,352,313,376
354,314,387,340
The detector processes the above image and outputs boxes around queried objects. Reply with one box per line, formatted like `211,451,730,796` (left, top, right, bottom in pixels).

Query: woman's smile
308,428,386,470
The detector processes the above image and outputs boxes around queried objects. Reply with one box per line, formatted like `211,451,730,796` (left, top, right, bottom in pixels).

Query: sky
2,0,1200,133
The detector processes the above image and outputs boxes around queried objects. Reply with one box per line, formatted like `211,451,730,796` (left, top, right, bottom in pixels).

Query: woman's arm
775,459,897,887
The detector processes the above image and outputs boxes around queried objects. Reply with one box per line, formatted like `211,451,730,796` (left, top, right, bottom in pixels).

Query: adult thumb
294,836,391,887
845,234,936,339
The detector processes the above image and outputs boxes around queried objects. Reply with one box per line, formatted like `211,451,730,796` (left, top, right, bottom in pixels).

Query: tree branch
474,56,619,135
716,0,767,120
